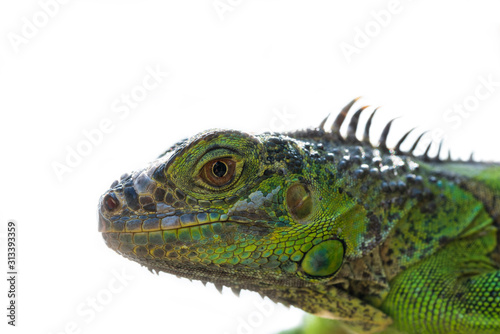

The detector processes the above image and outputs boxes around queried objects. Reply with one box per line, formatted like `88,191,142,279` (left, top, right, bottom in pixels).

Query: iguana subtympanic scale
98,99,500,333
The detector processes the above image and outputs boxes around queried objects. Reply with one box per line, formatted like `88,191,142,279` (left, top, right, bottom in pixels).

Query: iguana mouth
98,183,276,234
99,213,275,262
98,200,277,258
98,212,261,234
100,219,234,252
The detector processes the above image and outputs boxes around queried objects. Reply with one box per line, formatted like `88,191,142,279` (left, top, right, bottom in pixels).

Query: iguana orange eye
201,158,236,187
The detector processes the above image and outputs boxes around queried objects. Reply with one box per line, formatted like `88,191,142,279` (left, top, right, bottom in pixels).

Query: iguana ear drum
301,240,344,277
286,183,313,222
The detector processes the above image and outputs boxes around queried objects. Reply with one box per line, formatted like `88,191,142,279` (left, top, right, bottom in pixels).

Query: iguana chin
98,99,500,334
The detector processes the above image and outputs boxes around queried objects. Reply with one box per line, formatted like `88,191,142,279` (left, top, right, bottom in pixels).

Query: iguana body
98,99,500,333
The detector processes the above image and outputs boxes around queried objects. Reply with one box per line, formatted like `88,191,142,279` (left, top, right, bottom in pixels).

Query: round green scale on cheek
301,240,344,277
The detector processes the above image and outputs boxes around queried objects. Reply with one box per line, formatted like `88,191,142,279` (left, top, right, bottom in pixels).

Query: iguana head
99,122,412,292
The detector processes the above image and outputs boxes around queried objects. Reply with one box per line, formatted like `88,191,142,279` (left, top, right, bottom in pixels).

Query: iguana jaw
98,205,269,234
97,185,276,255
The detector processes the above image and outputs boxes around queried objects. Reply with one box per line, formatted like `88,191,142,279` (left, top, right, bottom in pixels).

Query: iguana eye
201,158,236,187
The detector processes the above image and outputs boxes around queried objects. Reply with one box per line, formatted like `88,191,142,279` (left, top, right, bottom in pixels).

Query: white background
1,1,500,334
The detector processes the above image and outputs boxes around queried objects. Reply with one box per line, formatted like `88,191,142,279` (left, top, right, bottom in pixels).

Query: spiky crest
287,98,474,163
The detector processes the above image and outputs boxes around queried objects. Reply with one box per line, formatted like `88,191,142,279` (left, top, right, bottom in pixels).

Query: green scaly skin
98,100,500,333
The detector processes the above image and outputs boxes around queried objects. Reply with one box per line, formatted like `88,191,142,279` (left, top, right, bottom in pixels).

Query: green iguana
98,99,500,334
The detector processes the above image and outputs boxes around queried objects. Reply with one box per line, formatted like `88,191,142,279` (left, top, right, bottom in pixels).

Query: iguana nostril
103,193,119,212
